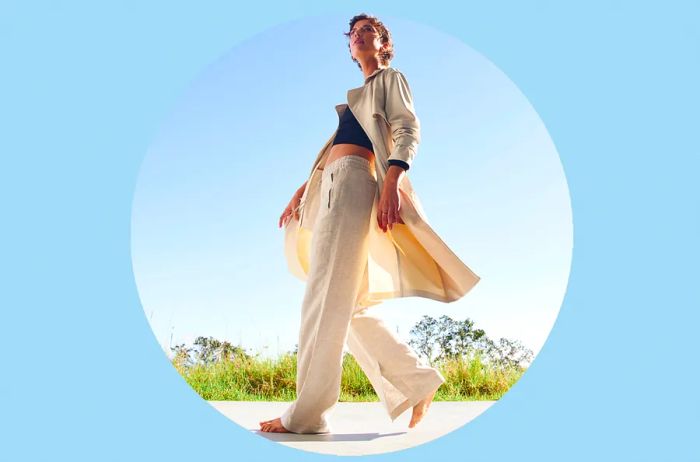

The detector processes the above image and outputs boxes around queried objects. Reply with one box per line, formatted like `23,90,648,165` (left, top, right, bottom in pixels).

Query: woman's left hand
377,179,405,232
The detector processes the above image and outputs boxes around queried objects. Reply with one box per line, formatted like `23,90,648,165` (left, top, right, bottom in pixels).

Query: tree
170,343,194,369
408,315,533,369
408,315,440,365
190,336,252,365
435,315,458,360
486,338,534,369
193,336,221,365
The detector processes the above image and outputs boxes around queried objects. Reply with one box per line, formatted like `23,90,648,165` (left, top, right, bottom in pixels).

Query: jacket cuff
388,159,410,171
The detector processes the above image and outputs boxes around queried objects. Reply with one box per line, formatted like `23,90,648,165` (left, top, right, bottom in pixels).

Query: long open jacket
284,66,480,308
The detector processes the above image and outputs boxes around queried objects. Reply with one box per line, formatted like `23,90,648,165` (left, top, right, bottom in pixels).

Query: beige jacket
284,66,480,308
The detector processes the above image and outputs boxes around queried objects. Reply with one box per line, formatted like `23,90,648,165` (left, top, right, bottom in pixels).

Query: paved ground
208,400,496,456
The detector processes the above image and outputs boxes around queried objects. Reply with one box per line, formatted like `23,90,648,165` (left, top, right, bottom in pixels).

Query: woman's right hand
279,190,303,228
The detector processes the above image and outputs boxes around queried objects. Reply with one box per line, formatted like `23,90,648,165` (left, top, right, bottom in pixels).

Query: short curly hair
344,13,394,70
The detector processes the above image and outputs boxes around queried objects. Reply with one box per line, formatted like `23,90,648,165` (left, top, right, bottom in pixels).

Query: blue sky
130,13,572,361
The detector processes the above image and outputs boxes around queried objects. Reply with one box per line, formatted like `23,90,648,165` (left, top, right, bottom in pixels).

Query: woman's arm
377,69,419,231
384,164,407,188
384,69,421,170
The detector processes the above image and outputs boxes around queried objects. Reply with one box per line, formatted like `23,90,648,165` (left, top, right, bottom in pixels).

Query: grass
173,351,525,401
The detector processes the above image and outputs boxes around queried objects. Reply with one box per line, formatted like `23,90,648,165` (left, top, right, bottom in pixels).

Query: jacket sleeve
384,69,421,169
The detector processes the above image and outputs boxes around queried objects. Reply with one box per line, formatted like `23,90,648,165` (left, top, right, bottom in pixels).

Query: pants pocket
327,172,333,209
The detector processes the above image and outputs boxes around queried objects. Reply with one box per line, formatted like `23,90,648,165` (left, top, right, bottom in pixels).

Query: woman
260,14,480,434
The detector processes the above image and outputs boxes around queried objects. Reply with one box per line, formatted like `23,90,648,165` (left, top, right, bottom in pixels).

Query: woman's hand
279,193,301,228
279,183,306,228
377,172,405,232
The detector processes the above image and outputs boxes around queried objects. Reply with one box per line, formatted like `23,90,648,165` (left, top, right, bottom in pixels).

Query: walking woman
260,13,480,434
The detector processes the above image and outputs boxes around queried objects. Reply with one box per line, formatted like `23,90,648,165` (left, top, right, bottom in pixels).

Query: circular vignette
130,13,572,455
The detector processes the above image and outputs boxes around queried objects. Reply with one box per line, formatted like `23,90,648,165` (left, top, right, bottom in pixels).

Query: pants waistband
323,155,373,179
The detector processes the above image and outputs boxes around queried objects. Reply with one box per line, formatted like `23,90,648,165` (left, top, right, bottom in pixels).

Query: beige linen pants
280,154,446,434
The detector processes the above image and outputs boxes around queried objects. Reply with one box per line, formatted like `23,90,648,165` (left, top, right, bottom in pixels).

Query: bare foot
259,417,290,433
408,384,440,429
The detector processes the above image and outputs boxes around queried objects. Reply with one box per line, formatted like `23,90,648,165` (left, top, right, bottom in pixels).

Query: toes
259,417,288,433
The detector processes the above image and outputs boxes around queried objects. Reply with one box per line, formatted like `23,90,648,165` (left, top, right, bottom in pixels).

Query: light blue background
2,1,697,460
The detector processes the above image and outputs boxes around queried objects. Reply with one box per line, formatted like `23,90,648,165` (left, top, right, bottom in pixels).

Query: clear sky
131,13,572,361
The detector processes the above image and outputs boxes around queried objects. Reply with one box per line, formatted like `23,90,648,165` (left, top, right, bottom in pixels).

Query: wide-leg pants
280,154,446,434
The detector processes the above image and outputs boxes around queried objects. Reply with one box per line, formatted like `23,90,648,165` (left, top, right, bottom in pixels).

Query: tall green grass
173,351,524,401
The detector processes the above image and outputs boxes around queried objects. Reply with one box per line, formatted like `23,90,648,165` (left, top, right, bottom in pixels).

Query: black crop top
332,107,409,171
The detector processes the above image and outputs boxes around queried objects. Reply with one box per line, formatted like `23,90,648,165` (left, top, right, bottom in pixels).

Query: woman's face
349,19,385,63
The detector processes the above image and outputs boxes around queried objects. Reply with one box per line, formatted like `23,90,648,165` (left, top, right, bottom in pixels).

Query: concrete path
208,400,496,456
